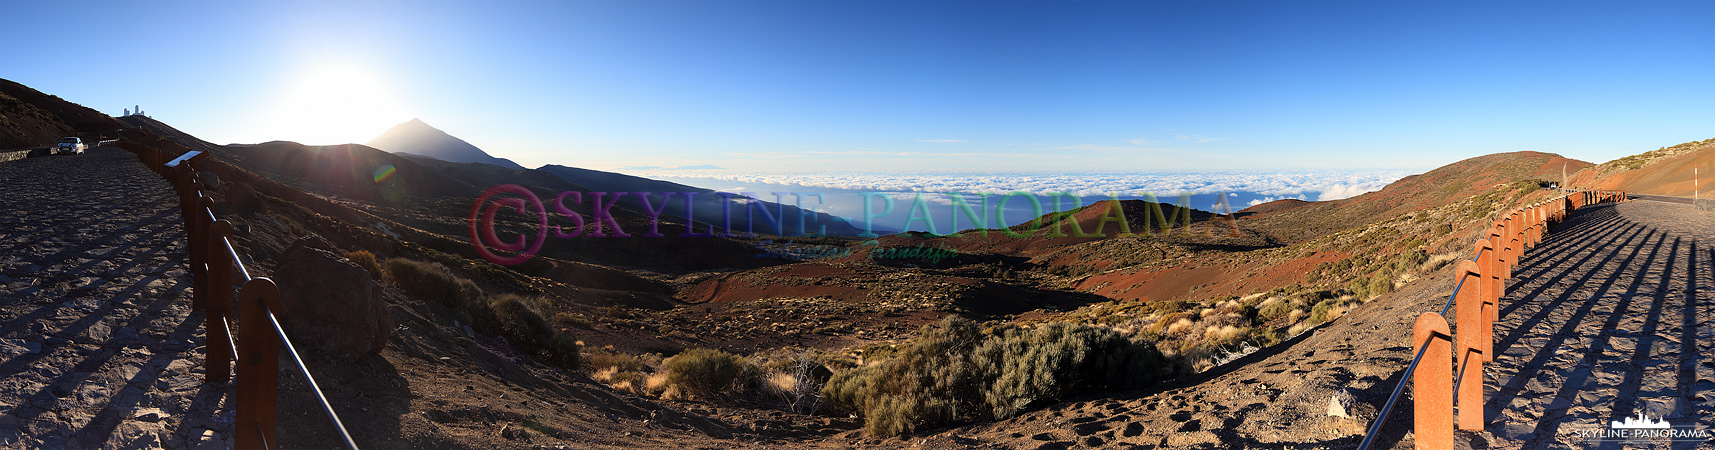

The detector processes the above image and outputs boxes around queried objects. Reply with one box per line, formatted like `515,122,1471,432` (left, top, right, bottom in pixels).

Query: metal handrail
215,232,357,449
197,185,359,450
263,300,360,449
1356,189,1623,449
1357,247,1481,450
120,137,359,450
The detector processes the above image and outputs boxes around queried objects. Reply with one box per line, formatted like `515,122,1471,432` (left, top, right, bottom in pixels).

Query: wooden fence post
1455,260,1485,430
1477,238,1497,363
1414,313,1454,450
235,278,282,449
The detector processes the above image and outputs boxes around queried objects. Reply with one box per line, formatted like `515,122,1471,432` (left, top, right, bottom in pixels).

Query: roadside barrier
116,134,359,450
1359,188,1627,450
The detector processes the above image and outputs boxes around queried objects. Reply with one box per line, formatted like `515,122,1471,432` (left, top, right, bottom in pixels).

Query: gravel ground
1477,201,1715,449
0,148,231,449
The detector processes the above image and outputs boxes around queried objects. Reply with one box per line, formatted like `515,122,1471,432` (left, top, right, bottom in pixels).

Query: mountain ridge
367,118,525,170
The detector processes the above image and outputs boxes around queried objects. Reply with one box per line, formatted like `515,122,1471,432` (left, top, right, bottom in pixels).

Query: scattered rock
1327,389,1358,418
73,320,113,344
185,429,221,450
131,408,166,422
275,239,393,360
197,171,221,189
0,338,40,355
100,421,163,450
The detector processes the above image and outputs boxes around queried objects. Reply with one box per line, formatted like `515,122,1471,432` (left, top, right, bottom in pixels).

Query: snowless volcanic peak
366,118,525,170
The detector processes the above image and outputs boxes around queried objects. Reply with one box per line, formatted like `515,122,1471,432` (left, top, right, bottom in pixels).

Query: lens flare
373,164,396,183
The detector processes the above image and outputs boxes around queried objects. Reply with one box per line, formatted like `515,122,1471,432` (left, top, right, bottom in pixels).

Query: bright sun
267,66,409,145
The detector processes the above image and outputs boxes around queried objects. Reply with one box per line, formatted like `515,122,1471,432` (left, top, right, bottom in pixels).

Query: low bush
345,250,387,281
490,295,554,351
822,316,1181,436
1257,299,1296,323
386,257,578,369
665,348,745,399
385,258,481,309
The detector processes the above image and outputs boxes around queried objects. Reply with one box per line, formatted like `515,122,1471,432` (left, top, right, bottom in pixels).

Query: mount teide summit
367,118,525,170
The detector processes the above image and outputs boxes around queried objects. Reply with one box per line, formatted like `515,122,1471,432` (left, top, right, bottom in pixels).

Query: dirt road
0,148,229,449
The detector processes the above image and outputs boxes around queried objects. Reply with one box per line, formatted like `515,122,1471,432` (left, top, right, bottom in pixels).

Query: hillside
117,114,223,153
0,77,121,149
536,164,868,237
1237,151,1591,243
1568,136,1715,197
367,118,526,170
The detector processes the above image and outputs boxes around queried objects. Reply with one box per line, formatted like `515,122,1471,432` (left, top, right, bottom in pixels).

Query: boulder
225,181,268,215
275,240,392,360
197,171,221,189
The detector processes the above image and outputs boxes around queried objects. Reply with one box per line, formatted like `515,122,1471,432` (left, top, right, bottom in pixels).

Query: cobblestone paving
0,148,231,449
1478,202,1715,449
1618,201,1715,243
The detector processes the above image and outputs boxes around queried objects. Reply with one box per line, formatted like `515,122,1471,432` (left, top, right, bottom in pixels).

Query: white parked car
54,137,86,155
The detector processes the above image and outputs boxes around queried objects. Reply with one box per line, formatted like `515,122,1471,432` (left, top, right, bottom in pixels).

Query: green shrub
1148,300,1193,315
345,250,387,281
1247,326,1285,347
1347,278,1371,301
1397,250,1430,273
1309,299,1335,325
1258,300,1296,323
824,316,1181,436
583,347,648,373
385,258,481,309
1368,270,1395,297
820,364,875,416
972,322,1173,419
666,348,745,398
491,295,554,352
547,333,581,368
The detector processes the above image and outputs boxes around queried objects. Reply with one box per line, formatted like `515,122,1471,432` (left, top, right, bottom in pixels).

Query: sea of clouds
626,170,1414,205
614,170,1417,233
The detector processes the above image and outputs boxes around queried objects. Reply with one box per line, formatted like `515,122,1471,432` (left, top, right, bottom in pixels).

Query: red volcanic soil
1570,137,1715,197
1074,249,1351,303
1073,262,1230,302
1239,151,1592,243
1236,198,1311,216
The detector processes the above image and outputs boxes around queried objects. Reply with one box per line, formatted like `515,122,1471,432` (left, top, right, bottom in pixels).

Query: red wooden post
205,220,235,384
1535,206,1543,245
1477,238,1497,363
191,195,213,312
1455,260,1485,430
1528,207,1538,246
1414,313,1454,450
235,278,282,450
1500,216,1516,277
1532,205,1541,244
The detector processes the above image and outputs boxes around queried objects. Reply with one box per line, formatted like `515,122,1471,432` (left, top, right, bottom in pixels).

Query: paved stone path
0,148,230,449
1479,201,1715,449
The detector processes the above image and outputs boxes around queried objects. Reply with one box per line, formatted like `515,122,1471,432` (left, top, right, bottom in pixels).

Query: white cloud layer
627,170,1414,201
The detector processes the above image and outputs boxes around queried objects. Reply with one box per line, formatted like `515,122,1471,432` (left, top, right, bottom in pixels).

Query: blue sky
7,0,1712,172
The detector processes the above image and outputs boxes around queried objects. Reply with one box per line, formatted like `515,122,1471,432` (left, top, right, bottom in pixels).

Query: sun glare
265,65,409,145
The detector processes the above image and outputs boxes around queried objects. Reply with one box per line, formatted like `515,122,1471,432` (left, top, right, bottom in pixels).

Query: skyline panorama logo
466,184,1241,265
1565,411,1712,444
